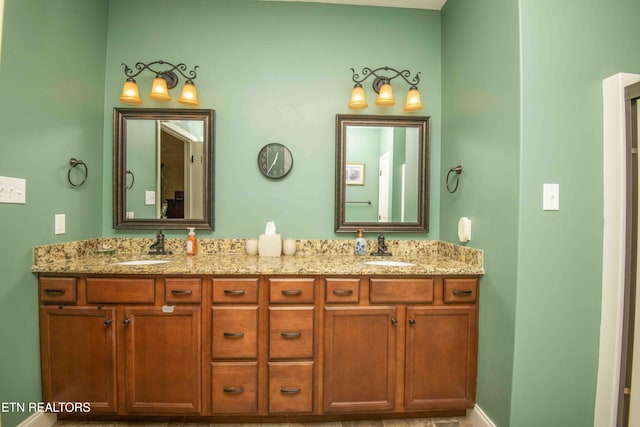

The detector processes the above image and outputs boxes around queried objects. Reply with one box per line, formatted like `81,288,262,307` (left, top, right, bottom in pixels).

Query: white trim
596,72,640,427
467,404,497,427
16,412,56,427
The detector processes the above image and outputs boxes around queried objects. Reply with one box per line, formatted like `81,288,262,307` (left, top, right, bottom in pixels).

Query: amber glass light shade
348,84,368,109
375,83,395,106
404,86,424,112
119,78,142,104
178,80,199,106
149,75,171,101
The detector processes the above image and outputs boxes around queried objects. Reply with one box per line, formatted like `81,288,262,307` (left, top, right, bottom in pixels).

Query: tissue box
258,234,282,257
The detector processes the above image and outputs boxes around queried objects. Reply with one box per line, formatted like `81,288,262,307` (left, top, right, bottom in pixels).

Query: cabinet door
323,306,397,412
405,306,477,410
39,306,117,413
124,306,201,414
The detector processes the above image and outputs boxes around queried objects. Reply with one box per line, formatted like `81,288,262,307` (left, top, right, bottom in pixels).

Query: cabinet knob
123,318,131,327
409,318,416,327
391,318,397,326
103,319,112,327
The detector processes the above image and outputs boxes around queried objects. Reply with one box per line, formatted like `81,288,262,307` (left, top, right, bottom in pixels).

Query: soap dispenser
186,227,197,256
355,229,366,256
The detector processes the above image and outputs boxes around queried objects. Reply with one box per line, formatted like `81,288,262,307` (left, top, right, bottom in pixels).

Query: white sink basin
364,260,415,267
112,259,170,266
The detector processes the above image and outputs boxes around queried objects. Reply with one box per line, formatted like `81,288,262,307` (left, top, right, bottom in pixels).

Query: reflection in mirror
335,115,429,233
114,108,214,229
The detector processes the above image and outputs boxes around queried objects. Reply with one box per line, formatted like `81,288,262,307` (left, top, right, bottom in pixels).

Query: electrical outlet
0,176,26,204
55,214,66,235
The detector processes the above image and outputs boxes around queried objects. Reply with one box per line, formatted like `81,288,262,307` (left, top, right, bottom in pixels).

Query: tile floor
53,417,471,427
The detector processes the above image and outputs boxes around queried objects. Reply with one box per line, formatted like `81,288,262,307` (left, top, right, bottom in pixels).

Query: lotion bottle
355,229,366,256
187,227,197,256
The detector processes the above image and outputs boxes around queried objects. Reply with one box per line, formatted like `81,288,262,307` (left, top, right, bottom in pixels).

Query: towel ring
446,165,463,193
126,170,135,190
68,158,88,187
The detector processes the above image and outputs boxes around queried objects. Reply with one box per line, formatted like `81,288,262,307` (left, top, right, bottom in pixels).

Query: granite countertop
32,238,484,276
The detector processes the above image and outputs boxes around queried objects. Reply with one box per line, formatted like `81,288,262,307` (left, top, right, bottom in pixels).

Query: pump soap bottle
355,229,366,256
187,227,197,256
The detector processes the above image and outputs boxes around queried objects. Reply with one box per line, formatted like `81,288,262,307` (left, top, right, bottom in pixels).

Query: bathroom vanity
33,238,482,422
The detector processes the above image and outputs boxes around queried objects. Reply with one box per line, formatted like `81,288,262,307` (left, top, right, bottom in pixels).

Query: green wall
441,0,520,425
511,0,640,425
101,0,442,240
0,1,108,425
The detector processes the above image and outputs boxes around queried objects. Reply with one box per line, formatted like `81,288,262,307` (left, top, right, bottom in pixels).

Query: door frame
596,73,640,427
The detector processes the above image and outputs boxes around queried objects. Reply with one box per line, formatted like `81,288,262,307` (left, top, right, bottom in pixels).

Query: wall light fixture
348,66,423,112
119,60,200,106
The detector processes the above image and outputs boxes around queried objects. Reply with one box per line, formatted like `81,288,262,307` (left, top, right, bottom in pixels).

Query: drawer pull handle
103,319,112,327
281,331,302,339
171,289,193,295
223,386,244,394
281,289,303,296
44,288,66,294
223,332,245,338
453,289,473,296
280,387,301,394
223,289,245,295
333,289,354,296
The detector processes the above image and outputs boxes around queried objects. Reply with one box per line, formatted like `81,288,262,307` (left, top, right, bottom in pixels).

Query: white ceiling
260,0,447,10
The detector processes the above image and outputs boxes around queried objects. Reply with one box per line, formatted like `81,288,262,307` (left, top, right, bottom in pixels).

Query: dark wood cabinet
124,306,201,414
38,273,479,422
323,306,397,412
39,306,117,413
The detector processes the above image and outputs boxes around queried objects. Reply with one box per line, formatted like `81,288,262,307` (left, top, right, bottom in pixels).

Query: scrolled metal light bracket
351,66,421,93
121,60,199,89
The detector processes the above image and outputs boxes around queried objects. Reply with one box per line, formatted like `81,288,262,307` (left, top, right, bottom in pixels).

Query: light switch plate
54,214,66,235
0,176,26,204
145,190,156,205
543,183,560,211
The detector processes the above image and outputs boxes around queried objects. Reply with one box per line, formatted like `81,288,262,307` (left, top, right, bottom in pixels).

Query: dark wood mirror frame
113,108,215,229
335,114,430,233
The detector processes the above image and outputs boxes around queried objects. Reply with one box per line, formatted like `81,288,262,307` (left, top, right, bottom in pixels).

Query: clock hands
267,151,279,174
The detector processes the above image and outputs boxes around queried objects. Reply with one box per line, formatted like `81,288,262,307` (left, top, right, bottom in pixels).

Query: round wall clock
257,143,293,179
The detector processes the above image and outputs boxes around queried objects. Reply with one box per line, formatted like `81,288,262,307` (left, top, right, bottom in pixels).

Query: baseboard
17,412,57,427
467,404,497,427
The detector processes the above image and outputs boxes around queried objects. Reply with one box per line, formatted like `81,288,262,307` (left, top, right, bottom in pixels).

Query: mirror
335,114,429,233
113,108,214,229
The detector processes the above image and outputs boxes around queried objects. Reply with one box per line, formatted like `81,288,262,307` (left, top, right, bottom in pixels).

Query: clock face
257,143,293,179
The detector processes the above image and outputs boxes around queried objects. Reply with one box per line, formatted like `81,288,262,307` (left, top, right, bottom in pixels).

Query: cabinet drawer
212,307,258,359
369,278,434,303
268,361,314,413
86,278,155,303
269,307,314,359
211,362,258,414
325,278,360,303
165,278,201,304
39,277,77,304
443,279,478,304
212,278,258,303
269,278,314,303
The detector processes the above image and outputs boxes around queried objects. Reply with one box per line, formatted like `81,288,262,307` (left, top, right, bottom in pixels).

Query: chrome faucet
371,232,392,256
149,229,172,255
